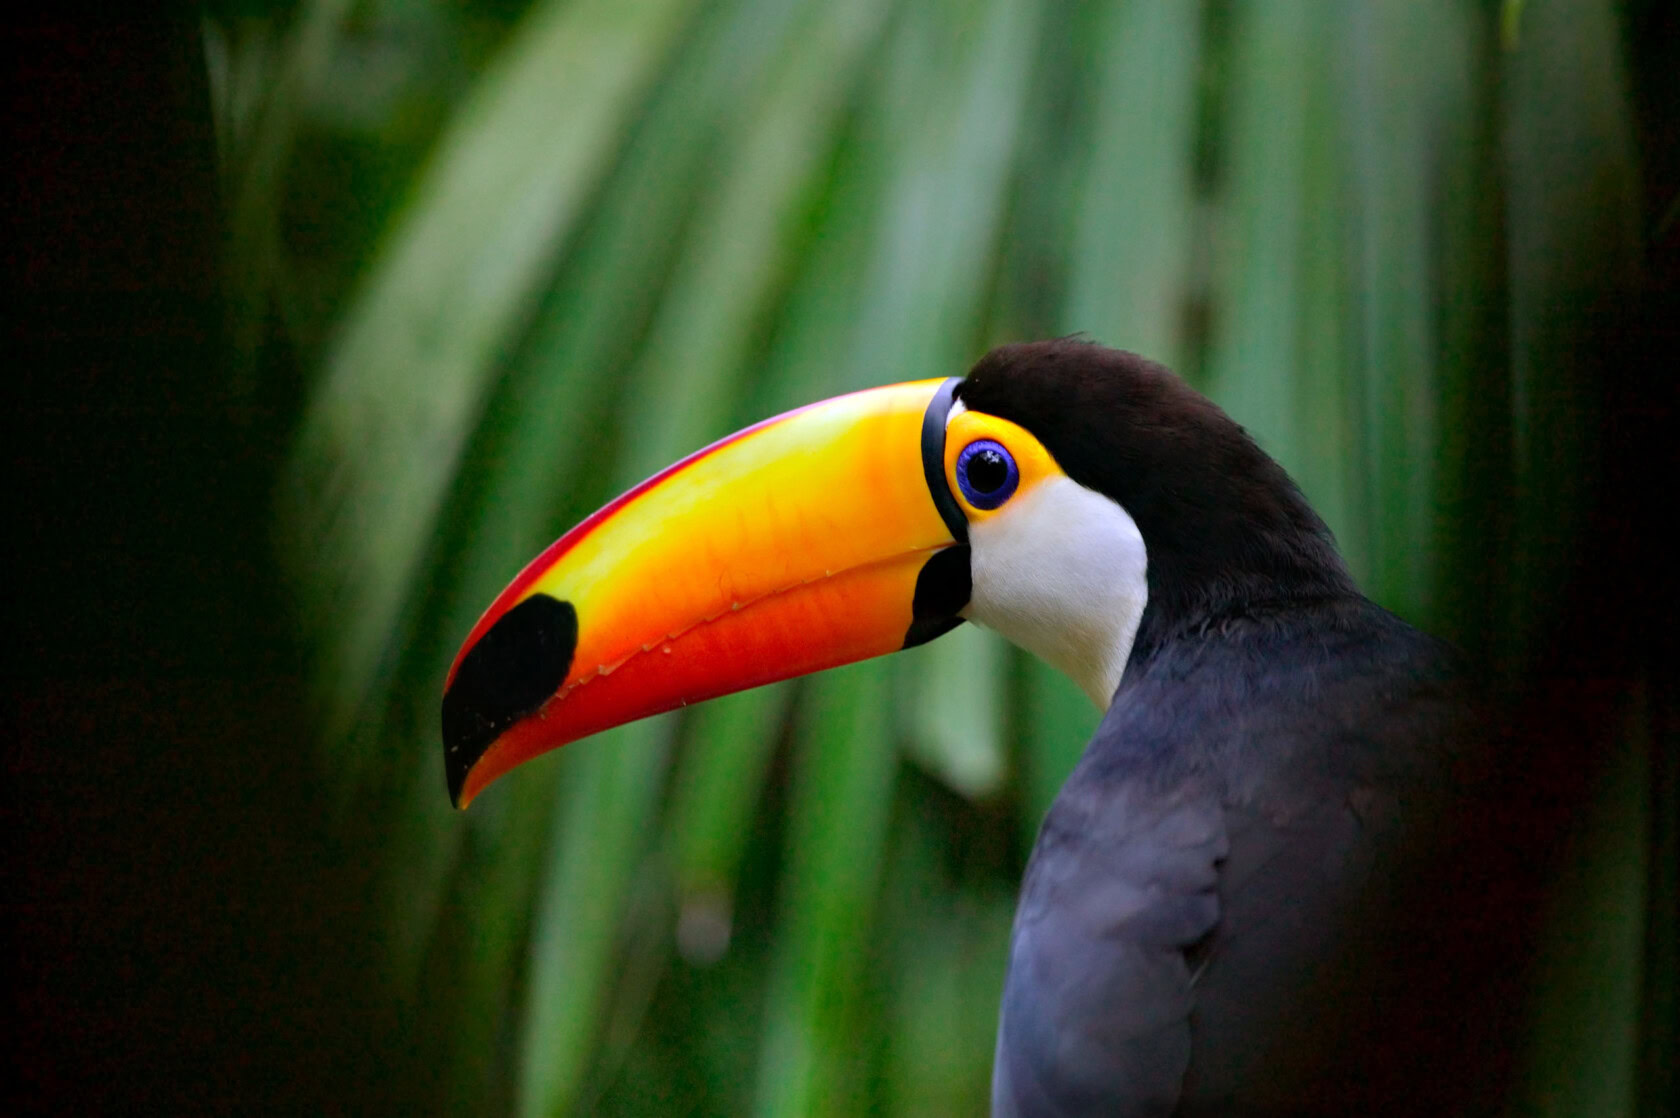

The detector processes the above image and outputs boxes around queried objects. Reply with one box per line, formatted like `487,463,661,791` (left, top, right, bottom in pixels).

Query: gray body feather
992,597,1496,1117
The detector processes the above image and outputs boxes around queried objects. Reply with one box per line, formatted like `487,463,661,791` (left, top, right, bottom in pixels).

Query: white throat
961,475,1148,709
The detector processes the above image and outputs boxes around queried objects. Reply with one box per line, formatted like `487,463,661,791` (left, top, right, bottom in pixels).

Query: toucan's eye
955,439,1019,509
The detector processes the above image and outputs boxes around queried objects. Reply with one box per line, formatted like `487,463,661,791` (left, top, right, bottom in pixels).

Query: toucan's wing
1171,612,1495,1116
1179,793,1394,1110
991,761,1226,1118
992,601,1479,1118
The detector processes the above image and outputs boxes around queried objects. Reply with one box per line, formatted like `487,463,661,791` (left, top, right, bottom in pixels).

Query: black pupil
966,448,1009,493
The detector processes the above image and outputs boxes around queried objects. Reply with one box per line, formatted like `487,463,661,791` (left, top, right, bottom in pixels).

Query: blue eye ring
955,439,1019,510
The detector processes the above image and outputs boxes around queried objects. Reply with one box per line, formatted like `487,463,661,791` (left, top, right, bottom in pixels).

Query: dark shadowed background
9,4,1677,1114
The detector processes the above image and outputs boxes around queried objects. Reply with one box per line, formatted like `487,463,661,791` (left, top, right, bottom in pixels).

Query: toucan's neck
1125,507,1358,671
962,468,1355,712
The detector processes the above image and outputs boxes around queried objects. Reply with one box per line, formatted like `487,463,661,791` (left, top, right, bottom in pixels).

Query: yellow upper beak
442,379,969,807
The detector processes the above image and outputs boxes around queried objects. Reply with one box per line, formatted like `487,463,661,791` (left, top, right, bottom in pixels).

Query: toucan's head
442,339,1351,806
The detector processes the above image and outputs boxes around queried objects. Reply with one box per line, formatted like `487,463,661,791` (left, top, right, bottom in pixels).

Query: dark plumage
957,342,1357,667
968,341,1523,1116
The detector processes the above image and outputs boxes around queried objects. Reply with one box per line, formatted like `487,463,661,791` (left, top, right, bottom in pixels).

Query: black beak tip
440,593,579,807
442,719,471,809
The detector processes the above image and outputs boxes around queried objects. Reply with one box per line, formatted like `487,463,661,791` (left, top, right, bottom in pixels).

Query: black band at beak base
920,377,969,544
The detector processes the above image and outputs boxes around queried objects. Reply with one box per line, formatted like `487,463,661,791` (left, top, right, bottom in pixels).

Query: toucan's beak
442,379,970,807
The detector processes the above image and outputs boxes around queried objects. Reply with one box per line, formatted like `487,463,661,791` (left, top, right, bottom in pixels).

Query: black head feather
954,339,1357,665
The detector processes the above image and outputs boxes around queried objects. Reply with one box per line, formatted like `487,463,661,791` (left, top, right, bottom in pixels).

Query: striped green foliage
222,0,1654,1111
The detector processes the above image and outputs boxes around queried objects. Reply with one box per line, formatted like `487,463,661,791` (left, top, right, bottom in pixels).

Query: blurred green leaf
900,626,1008,801
754,660,900,1118
519,724,674,1118
1205,1,1342,525
1417,4,1508,659
666,683,793,953
1498,1,1644,1111
1062,0,1201,363
880,800,1015,1116
1499,0,1640,669
613,0,899,463
282,0,700,758
215,0,356,381
1340,0,1454,620
428,758,572,1113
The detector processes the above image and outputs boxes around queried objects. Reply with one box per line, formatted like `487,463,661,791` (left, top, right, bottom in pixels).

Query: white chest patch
962,474,1147,709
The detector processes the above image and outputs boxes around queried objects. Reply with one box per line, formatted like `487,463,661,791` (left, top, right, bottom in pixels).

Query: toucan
442,340,1519,1116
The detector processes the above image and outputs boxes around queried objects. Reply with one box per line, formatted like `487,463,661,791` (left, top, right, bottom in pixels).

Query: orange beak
441,379,970,807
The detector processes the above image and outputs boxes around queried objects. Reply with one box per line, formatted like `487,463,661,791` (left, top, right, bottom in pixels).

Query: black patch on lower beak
442,593,578,805
903,545,971,649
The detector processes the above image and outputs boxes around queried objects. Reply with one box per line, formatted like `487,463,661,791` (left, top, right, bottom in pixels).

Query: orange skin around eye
450,379,962,807
942,410,1063,522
